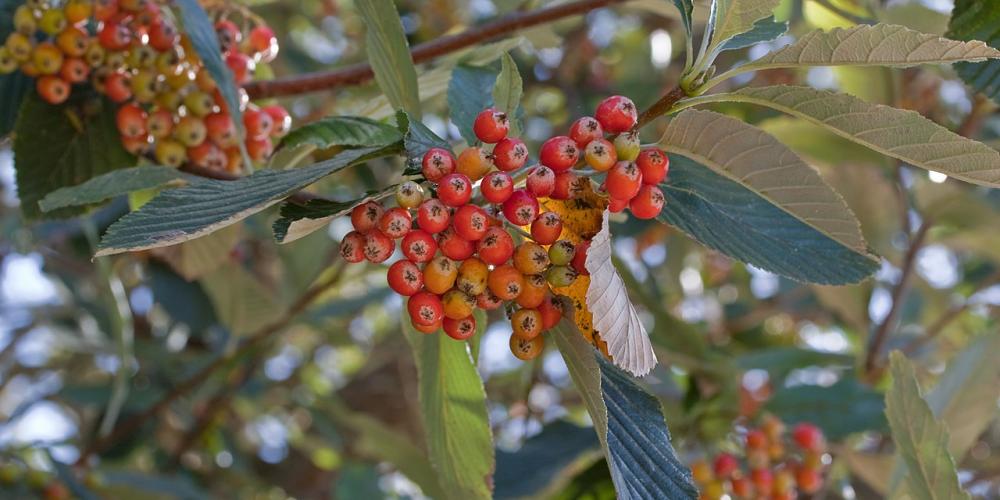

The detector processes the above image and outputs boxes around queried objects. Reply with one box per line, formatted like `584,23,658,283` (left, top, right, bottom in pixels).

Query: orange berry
456,258,489,296
488,264,524,301
423,255,459,295
36,76,69,105
509,334,544,361
514,242,550,275
456,146,492,181
442,289,476,320
515,274,547,309
511,308,543,340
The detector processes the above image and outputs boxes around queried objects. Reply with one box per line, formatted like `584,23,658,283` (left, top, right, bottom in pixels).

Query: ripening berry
443,315,477,341
424,255,459,294
530,211,563,245
175,116,208,147
98,22,131,50
516,274,547,309
452,204,490,241
502,189,539,226
477,289,503,310
792,423,825,452
185,91,216,117
548,240,575,266
730,477,754,498
526,165,556,198
263,105,292,138
154,140,187,167
38,9,68,36
492,137,529,171
629,185,665,219
416,198,450,234
546,265,578,288
746,449,770,470
205,112,238,147
584,138,617,172
473,107,509,143
456,257,489,296
761,415,785,442
242,106,274,140
421,148,455,182
746,429,768,449
571,239,590,276
364,230,395,263
121,135,152,156
215,20,242,53
437,173,473,207
64,0,93,24
0,48,18,74
401,230,437,263
442,289,476,320
32,43,63,75
130,70,159,103
636,148,669,185
412,319,441,334
128,45,159,70
36,76,69,105
56,27,88,57
712,453,738,479
395,181,424,209
437,226,476,261
116,104,148,139
481,171,514,204
488,264,524,301
351,201,384,233
408,291,444,327
188,141,227,170
511,308,543,340
614,132,641,161
5,33,32,62
249,25,279,61
104,72,132,103
456,147,492,181
606,161,643,201
94,0,119,21
595,95,637,134
538,294,564,329
550,171,583,201
14,5,36,35
477,227,515,266
225,52,255,84
147,110,175,139
750,468,773,493
387,260,424,296
514,242,550,275
59,57,88,83
510,334,544,360
539,136,579,172
378,207,412,239
773,469,795,494
149,20,180,52
796,468,822,494
569,116,604,148
690,461,712,485
156,49,185,77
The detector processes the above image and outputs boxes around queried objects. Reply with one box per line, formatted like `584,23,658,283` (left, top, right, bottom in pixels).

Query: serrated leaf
356,0,421,117
658,109,877,283
404,320,494,500
708,0,781,52
925,333,1000,459
949,0,1000,104
585,210,657,377
152,224,242,281
273,189,392,244
0,73,30,138
765,377,888,440
657,154,879,284
14,93,137,219
720,16,788,51
885,352,970,500
39,166,187,212
679,86,1000,187
494,421,601,499
96,146,394,256
492,53,523,137
448,65,498,145
200,262,281,336
280,116,403,150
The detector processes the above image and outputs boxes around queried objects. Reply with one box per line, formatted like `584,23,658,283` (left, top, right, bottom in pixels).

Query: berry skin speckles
595,95,637,134
387,260,424,296
421,148,455,182
351,201,384,234
473,107,509,144
539,135,579,172
492,137,529,172
502,189,539,226
437,173,473,207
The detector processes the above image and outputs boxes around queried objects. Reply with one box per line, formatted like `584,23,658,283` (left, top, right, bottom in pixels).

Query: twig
243,0,629,99
902,270,1000,355
812,0,872,25
635,87,688,130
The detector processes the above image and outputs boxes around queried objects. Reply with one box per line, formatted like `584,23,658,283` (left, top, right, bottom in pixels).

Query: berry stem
635,86,687,130
242,0,629,99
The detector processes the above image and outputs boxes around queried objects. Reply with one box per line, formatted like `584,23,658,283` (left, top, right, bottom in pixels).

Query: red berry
37,76,70,105
59,58,89,83
453,205,490,241
417,198,451,234
502,189,539,226
606,161,643,201
481,171,514,204
476,289,504,310
340,231,366,263
401,230,438,263
408,291,444,326
712,453,738,479
263,105,292,138
378,207,412,239
526,166,556,198
796,468,823,494
149,20,179,51
551,171,583,201
247,137,274,161
636,148,669,185
746,429,768,449
731,477,753,498
571,239,590,276
437,227,476,261
443,315,477,340
205,112,238,147
629,185,665,219
243,105,274,140
595,95,637,134
412,319,441,334
750,468,773,493
539,136,579,172
473,107,509,143
538,294,564,330
215,19,242,52
387,260,424,296
188,141,227,169
225,52,254,85
530,211,563,245
421,148,455,182
147,110,174,139
249,25,278,58
104,72,132,103
477,227,515,266
437,173,473,207
364,231,395,263
98,22,131,50
492,137,529,172
116,104,148,139
608,196,628,213
569,116,604,148
792,423,825,452
351,201,384,233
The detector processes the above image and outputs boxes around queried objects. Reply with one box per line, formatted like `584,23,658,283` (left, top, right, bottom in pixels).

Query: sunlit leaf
448,64,499,145
949,0,1000,104
720,16,788,51
492,53,523,136
356,0,421,117
708,0,781,53
39,166,187,212
280,116,403,150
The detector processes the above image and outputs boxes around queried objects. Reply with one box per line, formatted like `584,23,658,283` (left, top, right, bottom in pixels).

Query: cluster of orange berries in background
338,96,670,360
0,0,290,172
691,417,828,500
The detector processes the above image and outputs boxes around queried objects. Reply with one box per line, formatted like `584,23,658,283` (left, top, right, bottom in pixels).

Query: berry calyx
387,260,424,296
421,148,455,182
443,315,477,340
351,201,384,233
416,198,451,234
437,173,473,207
502,189,539,226
481,171,514,204
492,137,529,171
569,116,603,148
408,291,444,327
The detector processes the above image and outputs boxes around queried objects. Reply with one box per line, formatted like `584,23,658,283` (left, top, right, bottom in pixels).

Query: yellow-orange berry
488,264,524,301
423,255,459,295
456,258,489,296
511,308,543,340
513,242,550,275
442,289,476,320
515,274,547,309
509,334,544,361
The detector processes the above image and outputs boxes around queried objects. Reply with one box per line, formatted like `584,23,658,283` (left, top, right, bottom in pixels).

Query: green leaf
494,421,602,499
96,146,395,256
671,0,694,34
707,0,781,56
404,319,494,500
280,116,403,150
657,154,880,284
448,64,499,145
492,53,523,137
272,189,392,244
885,352,970,500
0,73,30,138
39,166,186,212
677,86,1000,187
13,92,137,219
720,16,788,51
399,109,452,175
200,262,282,336
356,0,421,117
99,471,209,498
925,333,1000,460
765,377,887,440
737,347,854,381
658,110,878,284
151,224,242,281
949,0,1000,104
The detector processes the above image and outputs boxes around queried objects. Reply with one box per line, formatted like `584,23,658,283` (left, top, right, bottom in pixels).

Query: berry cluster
0,0,289,172
691,418,828,500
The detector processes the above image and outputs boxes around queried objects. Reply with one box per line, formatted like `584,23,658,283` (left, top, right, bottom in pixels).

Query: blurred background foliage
1,0,999,498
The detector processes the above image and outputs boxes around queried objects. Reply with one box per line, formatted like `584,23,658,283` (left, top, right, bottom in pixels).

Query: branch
243,0,629,99
635,86,688,130
902,270,1000,355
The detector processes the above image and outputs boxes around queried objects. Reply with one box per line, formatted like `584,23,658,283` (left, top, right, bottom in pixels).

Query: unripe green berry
130,70,159,103
14,5,37,35
395,181,424,209
548,240,576,266
127,44,158,68
184,91,215,117
175,116,207,147
0,48,17,74
155,139,187,167
546,265,578,288
614,132,640,161
39,9,67,35
5,33,33,62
